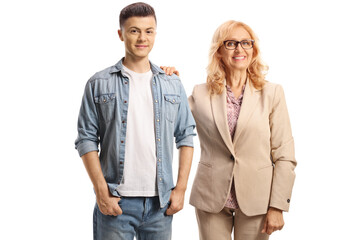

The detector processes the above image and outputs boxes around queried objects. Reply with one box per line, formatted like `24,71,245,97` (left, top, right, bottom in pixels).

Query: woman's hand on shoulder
160,66,180,76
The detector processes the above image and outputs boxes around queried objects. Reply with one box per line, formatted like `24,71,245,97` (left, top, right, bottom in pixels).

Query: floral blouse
224,84,245,209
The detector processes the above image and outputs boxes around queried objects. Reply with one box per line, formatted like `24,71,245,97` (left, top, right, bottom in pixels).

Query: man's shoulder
88,65,118,83
150,61,181,82
160,73,181,82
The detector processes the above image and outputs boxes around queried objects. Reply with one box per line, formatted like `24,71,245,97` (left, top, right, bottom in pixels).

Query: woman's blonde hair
206,20,268,95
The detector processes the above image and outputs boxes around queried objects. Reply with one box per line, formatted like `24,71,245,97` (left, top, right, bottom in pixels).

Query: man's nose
138,32,146,41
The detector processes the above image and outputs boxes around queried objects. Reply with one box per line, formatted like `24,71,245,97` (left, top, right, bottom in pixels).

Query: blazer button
230,155,235,161
287,199,290,203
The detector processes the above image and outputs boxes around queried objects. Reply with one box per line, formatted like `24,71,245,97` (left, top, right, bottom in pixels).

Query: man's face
118,16,156,60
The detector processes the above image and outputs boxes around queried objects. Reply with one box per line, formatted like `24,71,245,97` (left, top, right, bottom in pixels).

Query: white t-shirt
116,65,158,196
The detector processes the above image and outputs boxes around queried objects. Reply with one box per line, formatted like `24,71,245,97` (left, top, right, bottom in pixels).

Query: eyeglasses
223,39,255,50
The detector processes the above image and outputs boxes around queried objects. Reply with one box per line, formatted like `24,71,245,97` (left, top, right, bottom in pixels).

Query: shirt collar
109,57,165,75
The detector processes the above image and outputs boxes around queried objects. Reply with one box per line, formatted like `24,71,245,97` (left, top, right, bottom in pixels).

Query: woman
188,20,296,240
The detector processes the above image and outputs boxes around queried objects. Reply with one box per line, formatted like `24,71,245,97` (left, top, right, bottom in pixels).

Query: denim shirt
75,59,196,208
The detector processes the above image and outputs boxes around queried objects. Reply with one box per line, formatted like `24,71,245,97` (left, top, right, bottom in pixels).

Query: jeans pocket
163,201,172,216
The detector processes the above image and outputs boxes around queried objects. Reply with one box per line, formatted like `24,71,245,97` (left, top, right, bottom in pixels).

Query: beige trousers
195,207,269,240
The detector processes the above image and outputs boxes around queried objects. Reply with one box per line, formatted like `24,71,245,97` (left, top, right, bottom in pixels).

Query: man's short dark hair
119,2,157,29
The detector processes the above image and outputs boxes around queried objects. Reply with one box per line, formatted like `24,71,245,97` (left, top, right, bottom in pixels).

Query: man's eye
130,29,139,33
146,30,153,34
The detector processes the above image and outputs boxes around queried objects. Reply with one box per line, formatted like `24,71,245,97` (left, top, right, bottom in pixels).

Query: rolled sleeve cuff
76,141,99,157
176,134,195,149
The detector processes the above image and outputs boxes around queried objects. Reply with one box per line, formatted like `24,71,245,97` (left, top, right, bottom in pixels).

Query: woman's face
218,26,253,72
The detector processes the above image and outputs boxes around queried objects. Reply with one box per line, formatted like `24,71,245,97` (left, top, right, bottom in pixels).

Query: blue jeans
93,197,172,240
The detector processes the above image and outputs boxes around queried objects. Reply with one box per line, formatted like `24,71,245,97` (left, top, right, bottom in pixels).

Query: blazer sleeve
269,84,297,212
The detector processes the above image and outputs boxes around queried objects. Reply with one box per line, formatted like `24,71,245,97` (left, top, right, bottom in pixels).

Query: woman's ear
215,51,221,59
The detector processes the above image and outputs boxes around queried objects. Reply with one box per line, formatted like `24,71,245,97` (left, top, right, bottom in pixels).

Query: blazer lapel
211,88,235,156
233,80,261,145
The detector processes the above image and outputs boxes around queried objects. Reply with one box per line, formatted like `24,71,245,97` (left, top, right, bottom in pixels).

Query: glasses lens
225,41,237,50
241,40,253,49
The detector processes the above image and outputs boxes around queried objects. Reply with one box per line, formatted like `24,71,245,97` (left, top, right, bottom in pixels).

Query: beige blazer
189,80,296,216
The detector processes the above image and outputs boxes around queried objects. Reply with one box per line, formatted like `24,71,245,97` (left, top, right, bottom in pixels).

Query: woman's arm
269,84,297,211
263,84,297,235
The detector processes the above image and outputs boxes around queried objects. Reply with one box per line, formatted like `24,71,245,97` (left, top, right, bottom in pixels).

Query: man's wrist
94,183,109,196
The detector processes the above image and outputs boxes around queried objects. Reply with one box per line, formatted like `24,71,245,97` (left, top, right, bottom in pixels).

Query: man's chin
134,53,151,59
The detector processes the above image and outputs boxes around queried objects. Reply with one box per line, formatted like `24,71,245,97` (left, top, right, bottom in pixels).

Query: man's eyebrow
128,26,155,31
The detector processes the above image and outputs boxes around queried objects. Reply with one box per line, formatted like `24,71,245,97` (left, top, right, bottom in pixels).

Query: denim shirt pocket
94,93,116,123
163,94,181,123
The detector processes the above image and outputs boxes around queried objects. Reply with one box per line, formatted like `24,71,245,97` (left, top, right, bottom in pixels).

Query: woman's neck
225,69,247,89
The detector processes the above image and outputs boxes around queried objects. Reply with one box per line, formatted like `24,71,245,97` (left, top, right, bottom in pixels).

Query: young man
75,2,195,239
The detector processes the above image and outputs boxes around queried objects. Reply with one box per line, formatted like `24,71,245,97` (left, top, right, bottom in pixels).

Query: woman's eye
227,42,235,47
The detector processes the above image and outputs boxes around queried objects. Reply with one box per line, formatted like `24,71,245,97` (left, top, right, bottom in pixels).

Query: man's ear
118,29,124,41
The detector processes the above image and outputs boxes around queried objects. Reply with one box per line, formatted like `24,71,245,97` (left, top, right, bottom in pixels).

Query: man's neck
122,55,151,73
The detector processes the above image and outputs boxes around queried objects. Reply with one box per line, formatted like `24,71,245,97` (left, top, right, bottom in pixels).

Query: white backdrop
1,0,360,239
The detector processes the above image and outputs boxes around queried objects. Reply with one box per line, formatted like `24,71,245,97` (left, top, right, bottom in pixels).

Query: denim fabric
75,59,196,207
94,197,172,240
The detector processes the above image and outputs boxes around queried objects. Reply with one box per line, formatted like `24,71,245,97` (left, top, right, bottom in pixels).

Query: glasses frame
223,39,255,50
